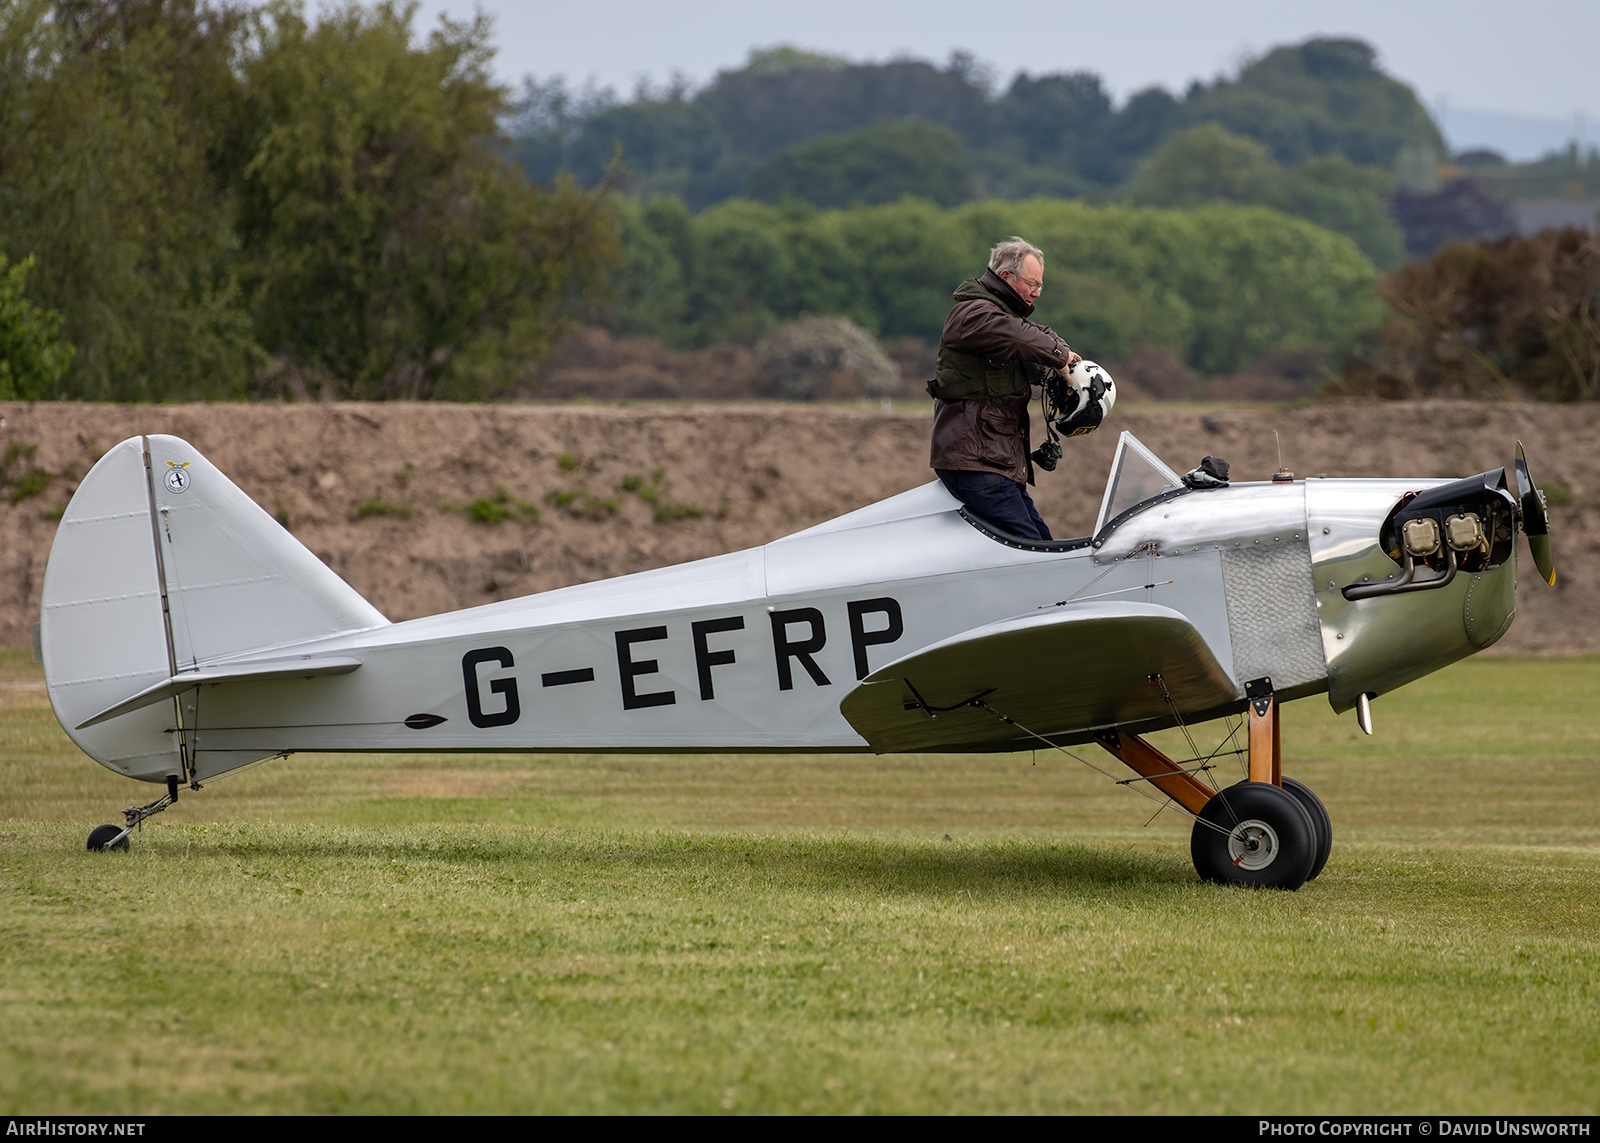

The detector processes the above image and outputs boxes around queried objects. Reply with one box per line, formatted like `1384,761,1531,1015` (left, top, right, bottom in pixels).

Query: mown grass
2,650,1598,1114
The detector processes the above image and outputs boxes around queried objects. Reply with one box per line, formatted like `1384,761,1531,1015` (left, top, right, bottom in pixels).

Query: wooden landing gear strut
1095,677,1331,890
1245,677,1281,786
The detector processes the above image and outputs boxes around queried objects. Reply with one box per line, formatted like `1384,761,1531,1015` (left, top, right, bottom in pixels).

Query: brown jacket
929,270,1071,483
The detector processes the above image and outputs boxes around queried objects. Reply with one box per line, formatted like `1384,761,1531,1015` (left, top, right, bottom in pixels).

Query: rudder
42,435,389,782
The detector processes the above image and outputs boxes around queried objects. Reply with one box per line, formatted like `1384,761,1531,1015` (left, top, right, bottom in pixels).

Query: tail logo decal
163,461,192,494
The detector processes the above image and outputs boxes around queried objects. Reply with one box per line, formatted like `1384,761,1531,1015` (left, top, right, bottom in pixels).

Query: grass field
3,649,1599,1114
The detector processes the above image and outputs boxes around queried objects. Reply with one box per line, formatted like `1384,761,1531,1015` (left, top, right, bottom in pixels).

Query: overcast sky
405,0,1598,158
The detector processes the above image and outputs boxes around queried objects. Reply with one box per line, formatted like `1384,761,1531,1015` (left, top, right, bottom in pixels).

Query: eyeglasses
1005,270,1043,294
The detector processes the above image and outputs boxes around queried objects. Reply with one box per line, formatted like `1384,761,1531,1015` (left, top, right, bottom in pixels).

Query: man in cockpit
928,237,1081,541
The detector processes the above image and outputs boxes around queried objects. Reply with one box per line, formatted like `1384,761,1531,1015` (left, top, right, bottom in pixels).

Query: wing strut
1093,730,1216,816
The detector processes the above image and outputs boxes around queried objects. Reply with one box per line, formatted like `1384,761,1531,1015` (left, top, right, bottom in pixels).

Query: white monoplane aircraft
39,429,1554,888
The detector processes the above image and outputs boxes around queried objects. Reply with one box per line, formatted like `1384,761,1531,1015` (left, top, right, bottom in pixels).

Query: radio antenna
1272,430,1294,483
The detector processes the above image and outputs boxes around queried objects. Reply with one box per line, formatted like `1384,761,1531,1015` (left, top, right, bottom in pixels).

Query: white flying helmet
1055,359,1116,437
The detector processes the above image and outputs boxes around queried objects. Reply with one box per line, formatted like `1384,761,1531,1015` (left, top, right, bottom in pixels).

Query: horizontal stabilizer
75,655,362,730
839,602,1236,752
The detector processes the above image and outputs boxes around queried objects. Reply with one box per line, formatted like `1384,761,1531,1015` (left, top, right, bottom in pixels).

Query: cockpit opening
956,431,1189,552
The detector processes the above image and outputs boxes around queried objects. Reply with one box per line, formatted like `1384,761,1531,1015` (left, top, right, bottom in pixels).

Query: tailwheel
1281,777,1332,881
86,775,186,853
87,824,130,852
1191,781,1317,890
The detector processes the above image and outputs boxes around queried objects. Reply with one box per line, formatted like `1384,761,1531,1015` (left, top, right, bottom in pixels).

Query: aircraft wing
839,601,1237,752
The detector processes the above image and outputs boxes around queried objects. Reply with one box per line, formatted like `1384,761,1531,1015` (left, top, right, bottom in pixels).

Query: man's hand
1057,352,1083,376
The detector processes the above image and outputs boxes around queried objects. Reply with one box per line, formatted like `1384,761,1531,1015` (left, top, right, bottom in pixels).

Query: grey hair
988,237,1044,277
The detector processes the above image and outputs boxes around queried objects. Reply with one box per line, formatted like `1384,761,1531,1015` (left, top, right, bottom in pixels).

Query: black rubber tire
1190,782,1316,890
1281,777,1332,882
87,824,128,852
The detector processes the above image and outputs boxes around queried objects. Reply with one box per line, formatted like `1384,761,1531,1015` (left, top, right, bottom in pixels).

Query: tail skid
41,435,388,782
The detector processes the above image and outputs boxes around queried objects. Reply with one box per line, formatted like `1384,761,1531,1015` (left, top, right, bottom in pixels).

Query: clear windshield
1094,432,1184,534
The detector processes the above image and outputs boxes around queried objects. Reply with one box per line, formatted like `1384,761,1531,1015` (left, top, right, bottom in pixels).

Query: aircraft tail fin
41,435,388,781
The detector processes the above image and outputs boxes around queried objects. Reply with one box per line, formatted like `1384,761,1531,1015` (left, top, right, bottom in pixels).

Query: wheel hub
1228,819,1280,870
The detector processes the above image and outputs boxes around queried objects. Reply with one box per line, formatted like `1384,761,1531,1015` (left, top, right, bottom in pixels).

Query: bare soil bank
2,399,1596,656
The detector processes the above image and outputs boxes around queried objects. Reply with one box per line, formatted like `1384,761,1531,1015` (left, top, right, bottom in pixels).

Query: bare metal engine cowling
1307,472,1519,713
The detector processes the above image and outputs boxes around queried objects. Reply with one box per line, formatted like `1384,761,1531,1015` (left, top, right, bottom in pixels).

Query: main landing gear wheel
1191,782,1317,890
1281,777,1332,882
87,824,129,852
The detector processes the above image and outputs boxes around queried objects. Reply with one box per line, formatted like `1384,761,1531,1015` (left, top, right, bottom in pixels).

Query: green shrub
1,442,54,503
615,471,704,522
467,497,512,524
465,487,541,524
7,468,53,503
356,497,412,519
546,488,615,518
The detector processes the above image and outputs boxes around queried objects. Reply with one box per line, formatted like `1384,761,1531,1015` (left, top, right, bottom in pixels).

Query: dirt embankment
2,399,1597,655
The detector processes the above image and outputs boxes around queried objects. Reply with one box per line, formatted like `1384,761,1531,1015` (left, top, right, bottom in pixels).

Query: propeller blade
1514,441,1556,586
1528,534,1555,587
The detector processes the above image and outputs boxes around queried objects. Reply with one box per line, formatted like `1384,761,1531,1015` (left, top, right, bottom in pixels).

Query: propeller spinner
1514,441,1556,586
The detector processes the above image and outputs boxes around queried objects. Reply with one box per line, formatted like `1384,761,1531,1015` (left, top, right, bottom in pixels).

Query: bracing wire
968,698,1238,838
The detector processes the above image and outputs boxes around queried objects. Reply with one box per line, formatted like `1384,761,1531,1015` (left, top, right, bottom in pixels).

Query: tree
509,36,1448,211
1388,179,1516,259
1126,123,1283,208
0,0,261,399
0,255,74,399
1281,155,1406,271
517,51,998,206
742,45,848,75
1128,124,1406,270
607,197,691,341
747,120,977,209
1096,87,1182,184
997,198,1382,374
611,195,1381,374
233,2,618,399
995,71,1114,170
565,98,730,191
0,1,623,401
1340,229,1600,401
698,55,994,161
1184,38,1446,182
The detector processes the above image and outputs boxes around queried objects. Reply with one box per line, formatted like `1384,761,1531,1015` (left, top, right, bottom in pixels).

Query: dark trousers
936,469,1052,541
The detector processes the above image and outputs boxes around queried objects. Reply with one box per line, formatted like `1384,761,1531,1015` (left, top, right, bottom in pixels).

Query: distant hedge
612,196,1383,375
